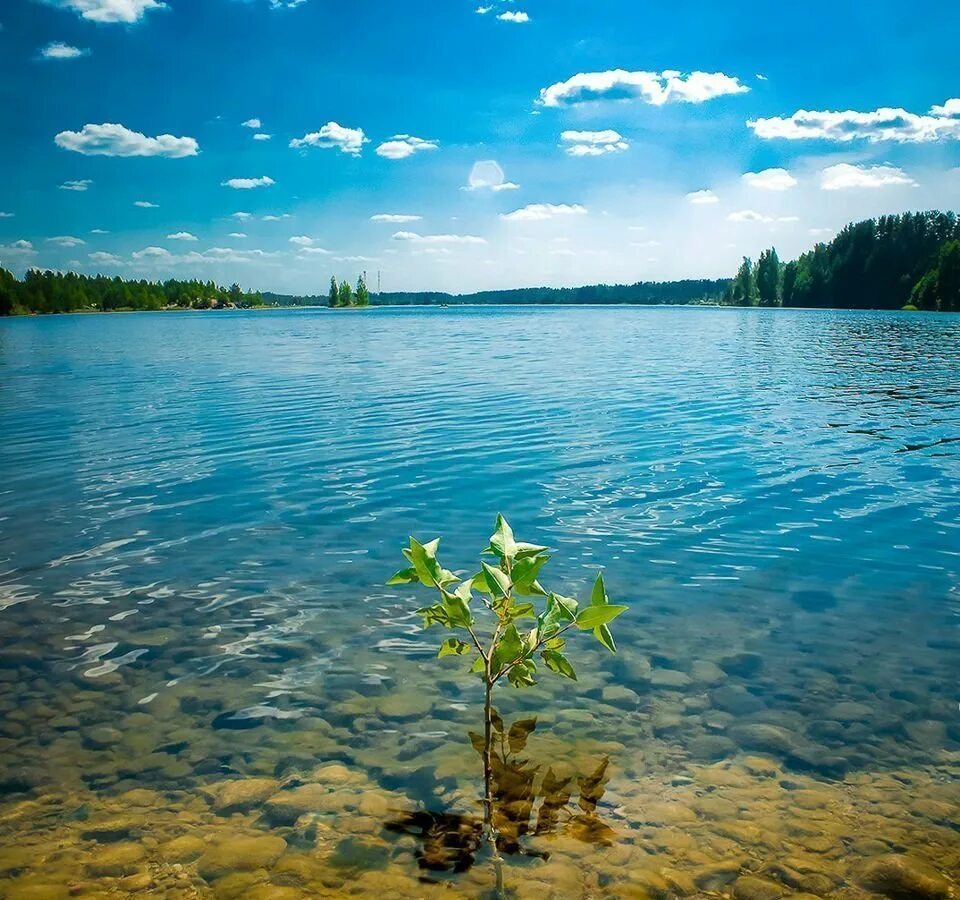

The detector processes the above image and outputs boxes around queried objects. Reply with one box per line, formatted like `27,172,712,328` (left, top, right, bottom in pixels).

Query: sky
1,0,959,295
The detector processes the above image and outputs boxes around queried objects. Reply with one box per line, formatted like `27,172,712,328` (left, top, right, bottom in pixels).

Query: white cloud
392,231,486,245
742,168,797,191
334,255,376,263
47,235,85,247
686,189,719,204
262,214,291,221
464,160,519,191
820,163,917,190
134,200,158,208
253,133,272,141
232,211,252,221
0,212,15,218
500,203,588,222
242,118,262,129
476,5,492,12
298,246,332,255
727,210,799,223
88,251,123,265
290,122,367,156
539,69,749,108
59,179,93,192
167,232,198,241
49,0,166,24
132,246,172,260
808,228,835,238
55,123,198,158
748,101,960,143
222,176,275,189
228,232,247,238
1,240,35,254
560,129,629,156
90,228,108,234
371,214,422,223
498,10,529,22
375,135,438,160
289,235,314,246
40,42,88,60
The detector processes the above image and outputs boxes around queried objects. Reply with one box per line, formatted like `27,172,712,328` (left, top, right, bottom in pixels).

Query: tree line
327,274,370,308
726,210,960,311
0,268,264,316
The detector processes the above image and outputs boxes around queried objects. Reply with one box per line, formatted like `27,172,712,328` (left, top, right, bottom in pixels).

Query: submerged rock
85,842,146,876
196,833,287,881
858,854,952,900
212,778,279,815
719,652,764,678
733,875,784,900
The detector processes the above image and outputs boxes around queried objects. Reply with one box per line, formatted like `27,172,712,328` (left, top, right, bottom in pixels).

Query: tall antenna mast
377,270,381,296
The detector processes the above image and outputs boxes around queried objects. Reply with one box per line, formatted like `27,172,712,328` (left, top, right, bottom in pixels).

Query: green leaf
491,623,523,672
386,567,419,585
438,638,471,658
575,605,627,630
479,561,511,598
453,578,474,602
512,554,550,596
514,541,549,560
544,636,566,652
591,572,609,606
542,649,578,680
488,514,517,562
594,623,617,654
551,593,579,623
470,655,486,675
408,537,443,587
507,658,537,688
441,591,473,628
507,602,536,621
416,604,451,629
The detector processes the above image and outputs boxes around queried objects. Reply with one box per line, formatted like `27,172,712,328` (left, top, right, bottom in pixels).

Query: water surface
1,307,958,898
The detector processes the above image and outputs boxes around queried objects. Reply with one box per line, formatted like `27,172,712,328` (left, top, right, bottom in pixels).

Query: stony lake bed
1,306,958,898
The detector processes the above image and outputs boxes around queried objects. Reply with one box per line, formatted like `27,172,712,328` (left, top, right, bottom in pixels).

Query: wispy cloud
371,214,422,223
727,210,799,223
59,178,93,192
500,203,588,222
819,163,917,190
686,189,719,204
560,129,628,156
241,118,262,129
392,231,486,245
134,200,159,208
47,235,86,248
47,0,167,24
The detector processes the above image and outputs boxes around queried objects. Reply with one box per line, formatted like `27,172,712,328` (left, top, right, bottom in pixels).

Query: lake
1,306,958,898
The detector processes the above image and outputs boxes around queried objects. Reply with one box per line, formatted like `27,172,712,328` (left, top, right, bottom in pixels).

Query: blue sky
1,0,959,294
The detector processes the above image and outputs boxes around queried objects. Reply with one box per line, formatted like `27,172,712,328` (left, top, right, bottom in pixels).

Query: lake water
0,306,958,899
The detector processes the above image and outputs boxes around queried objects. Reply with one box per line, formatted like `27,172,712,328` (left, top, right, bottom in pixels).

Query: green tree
756,248,781,307
328,276,338,308
337,278,353,307
388,516,628,896
0,267,16,316
781,260,798,308
935,240,960,312
732,257,757,306
356,273,370,307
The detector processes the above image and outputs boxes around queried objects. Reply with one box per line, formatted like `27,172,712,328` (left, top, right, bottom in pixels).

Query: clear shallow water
0,306,958,899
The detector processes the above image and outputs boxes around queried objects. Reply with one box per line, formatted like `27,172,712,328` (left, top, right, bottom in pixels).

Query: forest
727,210,960,311
0,269,264,316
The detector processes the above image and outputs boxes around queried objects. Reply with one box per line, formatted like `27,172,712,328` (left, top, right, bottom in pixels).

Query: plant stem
483,665,505,898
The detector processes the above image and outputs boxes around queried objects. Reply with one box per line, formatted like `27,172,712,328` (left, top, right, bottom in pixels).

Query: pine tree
732,257,757,306
338,279,354,307
356,274,370,307
328,276,338,308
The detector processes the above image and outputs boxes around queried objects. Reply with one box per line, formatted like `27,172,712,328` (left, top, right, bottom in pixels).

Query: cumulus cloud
392,231,487,245
498,10,529,22
253,133,272,141
560,129,629,156
375,135,438,160
371,214,422,223
88,251,123,265
222,176,275,189
232,211,253,221
48,0,167,24
819,163,917,190
727,210,799,223
742,168,797,190
167,232,198,241
59,179,93,192
539,69,749,108
500,203,588,222
47,235,85,247
289,235,314,246
748,101,960,143
134,200,159,208
686,189,719,204
1,240,36,255
55,123,199,158
464,160,519,191
40,42,88,60
290,122,367,156
132,246,171,260
242,118,262,129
